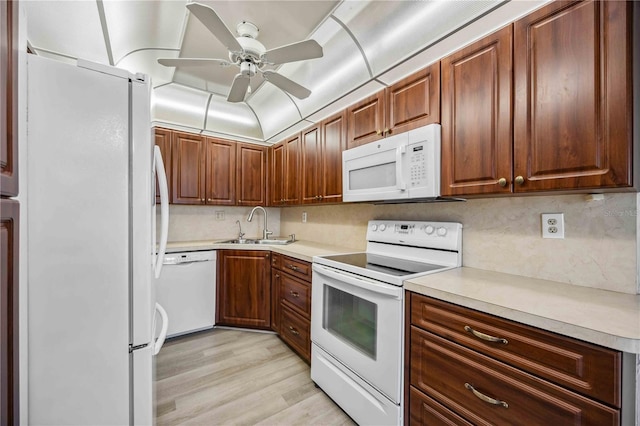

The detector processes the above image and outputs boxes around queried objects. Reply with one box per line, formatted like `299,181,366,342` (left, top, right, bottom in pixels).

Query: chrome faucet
235,220,245,242
247,206,272,240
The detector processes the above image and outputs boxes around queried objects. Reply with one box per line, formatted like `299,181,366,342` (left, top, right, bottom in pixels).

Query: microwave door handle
396,145,407,191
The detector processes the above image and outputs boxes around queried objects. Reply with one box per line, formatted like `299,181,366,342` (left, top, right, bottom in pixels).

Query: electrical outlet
302,212,307,223
541,213,564,239
215,211,225,221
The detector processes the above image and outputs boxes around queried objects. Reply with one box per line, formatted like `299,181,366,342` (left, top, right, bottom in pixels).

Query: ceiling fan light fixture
240,61,256,78
236,21,259,39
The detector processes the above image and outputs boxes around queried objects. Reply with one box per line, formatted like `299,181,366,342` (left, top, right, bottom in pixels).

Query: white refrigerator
26,54,170,425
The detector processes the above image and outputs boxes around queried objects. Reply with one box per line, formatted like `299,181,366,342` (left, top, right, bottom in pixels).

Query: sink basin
219,238,294,245
219,238,258,244
254,239,294,245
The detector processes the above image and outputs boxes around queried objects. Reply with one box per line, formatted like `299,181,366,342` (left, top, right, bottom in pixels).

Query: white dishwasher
156,250,217,338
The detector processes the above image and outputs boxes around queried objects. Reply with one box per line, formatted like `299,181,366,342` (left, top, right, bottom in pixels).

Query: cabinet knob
201,198,205,203
497,178,507,187
289,291,299,298
288,326,299,336
275,273,280,278
514,176,525,185
376,129,383,136
207,198,213,202
383,128,390,136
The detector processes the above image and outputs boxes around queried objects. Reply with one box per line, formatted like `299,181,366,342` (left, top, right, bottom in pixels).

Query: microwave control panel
409,144,427,187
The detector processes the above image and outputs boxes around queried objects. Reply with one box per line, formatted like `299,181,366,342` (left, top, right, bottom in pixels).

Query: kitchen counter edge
164,240,356,263
405,267,640,354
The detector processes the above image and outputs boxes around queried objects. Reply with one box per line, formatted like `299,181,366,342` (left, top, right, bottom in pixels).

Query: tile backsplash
164,205,281,242
280,193,639,295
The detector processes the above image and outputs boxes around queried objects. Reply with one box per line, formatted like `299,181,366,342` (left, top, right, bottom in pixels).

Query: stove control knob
424,225,434,235
379,224,387,231
437,227,447,237
371,224,378,231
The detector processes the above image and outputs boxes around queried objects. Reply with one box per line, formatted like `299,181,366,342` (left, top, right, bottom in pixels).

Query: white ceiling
24,0,548,144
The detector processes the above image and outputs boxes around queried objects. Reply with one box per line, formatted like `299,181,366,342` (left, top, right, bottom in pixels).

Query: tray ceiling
25,0,544,144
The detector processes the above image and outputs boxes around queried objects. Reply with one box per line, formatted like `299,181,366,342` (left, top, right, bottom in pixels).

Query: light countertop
165,240,640,353
165,239,355,262
405,267,640,354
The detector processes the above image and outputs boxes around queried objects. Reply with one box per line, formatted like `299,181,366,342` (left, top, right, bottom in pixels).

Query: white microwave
342,123,441,202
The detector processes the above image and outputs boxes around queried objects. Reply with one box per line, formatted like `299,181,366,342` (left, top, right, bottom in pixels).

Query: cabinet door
217,250,271,329
284,135,301,205
386,63,440,137
154,128,172,203
441,25,513,196
269,143,285,206
270,269,281,333
205,137,236,205
236,144,266,206
346,91,385,149
1,0,18,197
300,125,321,204
171,132,205,204
1,199,19,425
513,0,633,192
320,111,346,203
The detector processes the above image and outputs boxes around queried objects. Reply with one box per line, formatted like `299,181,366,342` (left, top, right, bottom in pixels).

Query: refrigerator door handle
154,146,169,279
153,302,169,356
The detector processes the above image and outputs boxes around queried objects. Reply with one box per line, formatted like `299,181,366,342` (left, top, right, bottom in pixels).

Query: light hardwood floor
155,328,356,425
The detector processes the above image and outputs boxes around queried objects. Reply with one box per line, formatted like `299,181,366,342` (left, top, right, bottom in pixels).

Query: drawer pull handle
289,291,299,298
288,326,299,335
464,326,508,345
287,264,299,271
464,383,508,408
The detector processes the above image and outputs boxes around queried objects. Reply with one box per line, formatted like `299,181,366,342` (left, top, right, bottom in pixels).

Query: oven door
311,263,404,403
342,132,409,202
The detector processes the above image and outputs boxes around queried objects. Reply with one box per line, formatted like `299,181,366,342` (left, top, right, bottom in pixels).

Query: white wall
280,193,638,295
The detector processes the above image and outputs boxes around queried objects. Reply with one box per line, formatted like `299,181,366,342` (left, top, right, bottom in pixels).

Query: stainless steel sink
218,238,294,245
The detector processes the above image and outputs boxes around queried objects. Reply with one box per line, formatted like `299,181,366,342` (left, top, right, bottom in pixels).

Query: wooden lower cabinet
407,293,621,425
217,250,271,329
1,199,19,425
271,253,312,363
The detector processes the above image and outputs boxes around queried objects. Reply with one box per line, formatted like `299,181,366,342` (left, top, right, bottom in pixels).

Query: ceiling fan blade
262,40,323,65
227,73,250,103
262,70,311,99
157,58,231,67
186,3,243,53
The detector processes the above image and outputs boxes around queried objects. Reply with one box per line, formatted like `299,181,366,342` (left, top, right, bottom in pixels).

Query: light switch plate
215,211,225,221
542,213,564,239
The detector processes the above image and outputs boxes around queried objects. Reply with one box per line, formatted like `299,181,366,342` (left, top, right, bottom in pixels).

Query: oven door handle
313,264,403,299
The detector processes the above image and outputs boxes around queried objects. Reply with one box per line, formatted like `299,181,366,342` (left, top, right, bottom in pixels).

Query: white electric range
311,220,463,425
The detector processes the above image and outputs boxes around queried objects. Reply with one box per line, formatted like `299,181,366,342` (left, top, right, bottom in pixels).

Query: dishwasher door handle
163,259,214,266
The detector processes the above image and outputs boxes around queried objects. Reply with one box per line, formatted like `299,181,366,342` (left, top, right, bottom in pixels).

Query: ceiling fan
158,2,323,103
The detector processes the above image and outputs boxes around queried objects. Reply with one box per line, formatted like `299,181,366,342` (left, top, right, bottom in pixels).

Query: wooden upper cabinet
206,137,236,205
284,134,301,204
301,125,322,204
269,142,285,206
154,128,172,203
319,111,347,203
513,0,633,192
1,0,18,197
346,63,441,150
171,131,205,204
236,143,267,206
346,91,385,149
386,64,440,137
441,25,513,196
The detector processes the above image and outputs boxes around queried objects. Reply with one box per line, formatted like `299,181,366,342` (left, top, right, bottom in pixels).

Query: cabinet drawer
280,305,310,362
410,294,621,407
409,386,473,426
281,256,311,281
271,252,281,269
280,273,311,318
410,327,619,426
